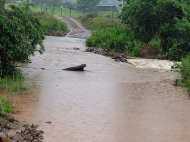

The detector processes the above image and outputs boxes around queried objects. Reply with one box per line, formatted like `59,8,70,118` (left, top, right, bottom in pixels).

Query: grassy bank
0,69,27,116
0,96,14,116
174,54,190,95
86,26,140,56
86,25,163,58
0,69,27,95
79,13,121,30
34,13,68,36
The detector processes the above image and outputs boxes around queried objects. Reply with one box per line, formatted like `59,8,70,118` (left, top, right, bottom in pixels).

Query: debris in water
63,64,86,71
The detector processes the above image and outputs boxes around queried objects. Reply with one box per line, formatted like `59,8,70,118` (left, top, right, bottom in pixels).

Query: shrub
180,53,190,94
120,0,190,60
0,5,45,77
86,26,140,56
35,13,68,36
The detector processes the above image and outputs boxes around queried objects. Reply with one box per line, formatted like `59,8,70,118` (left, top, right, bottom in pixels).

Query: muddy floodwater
10,36,190,142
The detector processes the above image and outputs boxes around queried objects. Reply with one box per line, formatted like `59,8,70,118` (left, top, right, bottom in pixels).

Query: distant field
31,6,120,18
5,4,120,18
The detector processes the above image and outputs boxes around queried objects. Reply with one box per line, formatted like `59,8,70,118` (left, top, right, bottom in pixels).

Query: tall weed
178,53,190,95
0,69,27,94
0,95,14,115
86,26,140,56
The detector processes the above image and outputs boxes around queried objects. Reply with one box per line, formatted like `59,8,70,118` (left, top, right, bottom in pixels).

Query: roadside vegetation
34,13,68,36
173,54,190,95
86,0,190,61
0,3,44,118
79,13,120,30
0,96,14,116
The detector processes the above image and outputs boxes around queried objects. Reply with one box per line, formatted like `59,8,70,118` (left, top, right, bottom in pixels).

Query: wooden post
83,8,85,15
61,8,62,15
112,7,114,26
112,8,114,18
70,8,71,15
53,7,54,14
41,7,42,12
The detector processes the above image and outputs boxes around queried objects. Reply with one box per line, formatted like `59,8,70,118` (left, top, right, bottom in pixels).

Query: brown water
11,36,190,142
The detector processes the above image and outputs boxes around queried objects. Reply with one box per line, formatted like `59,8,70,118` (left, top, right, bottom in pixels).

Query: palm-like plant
20,0,35,12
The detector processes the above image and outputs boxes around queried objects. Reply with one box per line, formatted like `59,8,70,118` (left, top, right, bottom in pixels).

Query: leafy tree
77,0,101,9
0,5,45,77
120,0,190,60
0,0,6,8
32,0,63,7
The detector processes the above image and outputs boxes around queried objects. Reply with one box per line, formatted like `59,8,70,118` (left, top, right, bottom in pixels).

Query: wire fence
31,6,120,19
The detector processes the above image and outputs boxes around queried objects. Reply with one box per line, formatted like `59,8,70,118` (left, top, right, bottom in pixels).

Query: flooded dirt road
10,35,190,142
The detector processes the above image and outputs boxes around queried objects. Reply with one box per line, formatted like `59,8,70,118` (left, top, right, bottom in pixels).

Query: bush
180,53,190,94
86,25,141,56
35,13,68,36
0,5,45,77
120,0,190,60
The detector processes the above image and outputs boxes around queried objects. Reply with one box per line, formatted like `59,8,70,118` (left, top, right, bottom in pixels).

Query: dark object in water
63,64,86,71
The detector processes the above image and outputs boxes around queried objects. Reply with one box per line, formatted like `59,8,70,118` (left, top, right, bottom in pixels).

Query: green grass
0,95,14,115
0,69,27,95
30,5,120,18
31,6,88,16
86,26,141,56
34,12,68,36
178,53,190,95
79,13,121,30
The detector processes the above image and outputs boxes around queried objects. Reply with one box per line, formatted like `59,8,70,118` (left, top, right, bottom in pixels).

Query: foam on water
128,59,175,70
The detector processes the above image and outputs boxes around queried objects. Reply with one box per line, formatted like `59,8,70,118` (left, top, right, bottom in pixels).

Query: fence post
61,8,62,15
70,8,71,15
83,8,85,15
53,7,54,14
41,7,42,12
112,9,114,18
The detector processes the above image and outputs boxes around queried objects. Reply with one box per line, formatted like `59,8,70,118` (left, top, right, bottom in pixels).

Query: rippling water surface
10,36,190,142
